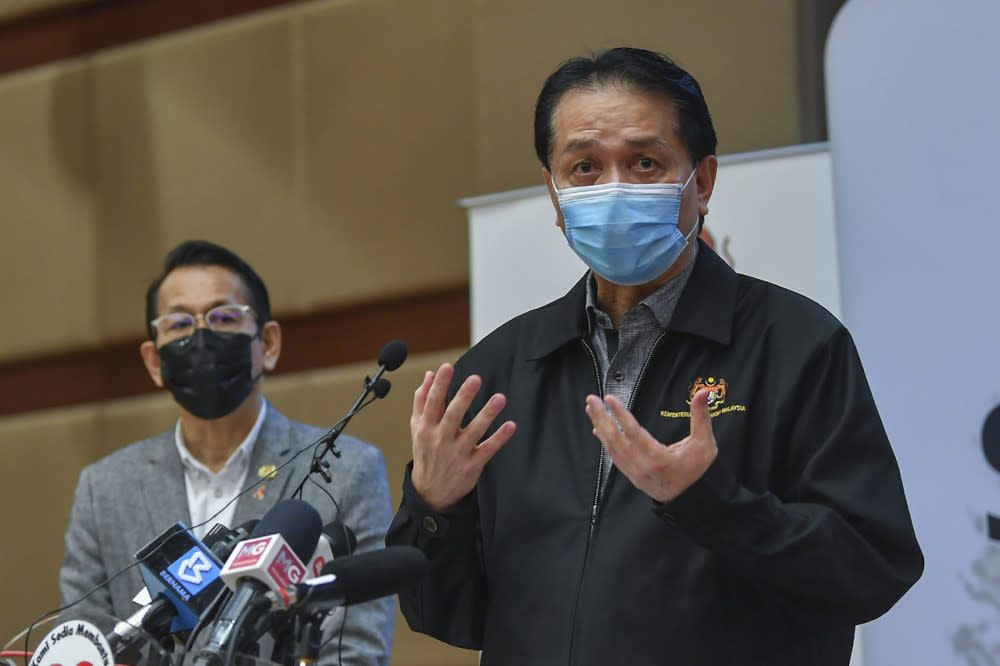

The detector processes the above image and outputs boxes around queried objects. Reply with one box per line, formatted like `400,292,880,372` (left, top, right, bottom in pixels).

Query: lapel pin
253,485,266,501
258,464,278,481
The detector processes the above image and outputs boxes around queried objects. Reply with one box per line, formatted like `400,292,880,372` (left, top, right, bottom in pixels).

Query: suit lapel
233,404,301,525
140,427,191,530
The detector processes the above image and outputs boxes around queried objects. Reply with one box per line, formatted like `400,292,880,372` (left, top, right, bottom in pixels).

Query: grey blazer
59,402,395,666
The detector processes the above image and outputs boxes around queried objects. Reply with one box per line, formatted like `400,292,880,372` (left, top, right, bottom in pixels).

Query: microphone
107,520,260,654
305,522,357,578
371,377,391,399
376,339,407,371
264,546,428,611
205,519,260,562
195,500,322,666
269,522,359,664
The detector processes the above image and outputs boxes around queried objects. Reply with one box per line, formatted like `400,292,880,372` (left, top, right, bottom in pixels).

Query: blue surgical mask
553,168,698,285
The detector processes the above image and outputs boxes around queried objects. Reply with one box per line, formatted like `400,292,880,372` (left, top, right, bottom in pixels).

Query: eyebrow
625,136,667,149
561,135,667,154
164,299,236,315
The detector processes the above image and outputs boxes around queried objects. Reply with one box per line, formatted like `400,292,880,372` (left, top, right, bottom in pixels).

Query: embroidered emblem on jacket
688,376,727,408
659,376,748,419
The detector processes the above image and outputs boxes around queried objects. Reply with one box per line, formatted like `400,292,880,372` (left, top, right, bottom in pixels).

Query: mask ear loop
681,164,698,191
680,163,701,248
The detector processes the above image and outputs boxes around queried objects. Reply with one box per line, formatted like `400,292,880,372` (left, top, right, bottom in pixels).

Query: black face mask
158,328,258,420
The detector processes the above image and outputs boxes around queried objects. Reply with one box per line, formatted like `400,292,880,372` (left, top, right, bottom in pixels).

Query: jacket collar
524,240,737,360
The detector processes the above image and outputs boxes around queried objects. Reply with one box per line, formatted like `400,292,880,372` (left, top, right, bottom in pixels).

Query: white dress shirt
174,401,267,538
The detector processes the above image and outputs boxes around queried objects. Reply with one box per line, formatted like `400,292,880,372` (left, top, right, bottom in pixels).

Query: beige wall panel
0,62,99,361
0,406,103,644
296,0,476,309
90,10,302,341
475,0,801,194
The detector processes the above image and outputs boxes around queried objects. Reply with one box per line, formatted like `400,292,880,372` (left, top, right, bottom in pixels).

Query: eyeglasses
151,304,256,342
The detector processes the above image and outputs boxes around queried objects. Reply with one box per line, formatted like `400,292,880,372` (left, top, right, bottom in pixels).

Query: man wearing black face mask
59,240,396,665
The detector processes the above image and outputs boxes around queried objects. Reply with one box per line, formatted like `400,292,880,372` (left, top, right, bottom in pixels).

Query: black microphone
371,377,391,399
264,546,428,611
376,339,407,371
195,500,322,666
205,519,260,562
325,522,357,559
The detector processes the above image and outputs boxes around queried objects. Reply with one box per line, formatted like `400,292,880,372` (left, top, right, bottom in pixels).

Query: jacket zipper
567,332,666,665
628,331,666,411
567,339,604,666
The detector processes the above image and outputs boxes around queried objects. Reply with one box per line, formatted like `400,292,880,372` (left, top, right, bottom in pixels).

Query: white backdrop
826,1,1000,664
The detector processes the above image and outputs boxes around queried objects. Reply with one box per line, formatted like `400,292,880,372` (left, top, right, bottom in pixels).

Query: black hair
145,240,271,340
533,47,718,171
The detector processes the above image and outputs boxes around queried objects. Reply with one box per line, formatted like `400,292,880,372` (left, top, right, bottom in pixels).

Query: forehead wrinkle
626,136,667,149
563,137,597,154
550,84,677,161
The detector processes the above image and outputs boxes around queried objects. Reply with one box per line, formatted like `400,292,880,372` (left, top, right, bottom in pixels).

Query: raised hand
585,389,717,503
410,363,517,512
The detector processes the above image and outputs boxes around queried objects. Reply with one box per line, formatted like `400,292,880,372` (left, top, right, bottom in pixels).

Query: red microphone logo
268,544,306,587
228,537,272,569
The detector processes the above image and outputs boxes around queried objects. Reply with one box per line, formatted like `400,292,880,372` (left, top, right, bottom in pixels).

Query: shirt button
214,489,223,498
613,371,624,382
422,516,439,534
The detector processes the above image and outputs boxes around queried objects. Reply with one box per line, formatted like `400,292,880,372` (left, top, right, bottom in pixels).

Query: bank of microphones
109,500,427,666
98,340,425,666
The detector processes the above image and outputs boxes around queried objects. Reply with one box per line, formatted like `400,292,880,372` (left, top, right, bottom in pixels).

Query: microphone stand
291,367,390,496
291,339,405,499
290,609,326,666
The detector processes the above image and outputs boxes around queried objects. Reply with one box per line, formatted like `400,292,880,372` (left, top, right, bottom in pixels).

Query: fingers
462,392,509,443
420,363,455,424
411,370,435,422
439,374,484,432
689,388,714,440
475,420,517,462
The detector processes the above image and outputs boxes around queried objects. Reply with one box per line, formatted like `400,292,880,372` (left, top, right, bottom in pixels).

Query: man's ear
696,155,719,218
260,321,281,372
140,340,164,388
543,167,566,232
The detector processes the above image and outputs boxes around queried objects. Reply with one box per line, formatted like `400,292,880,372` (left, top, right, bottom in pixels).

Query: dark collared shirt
585,248,697,483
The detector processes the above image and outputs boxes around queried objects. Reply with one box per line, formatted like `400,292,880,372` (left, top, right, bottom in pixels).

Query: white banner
827,1,1000,664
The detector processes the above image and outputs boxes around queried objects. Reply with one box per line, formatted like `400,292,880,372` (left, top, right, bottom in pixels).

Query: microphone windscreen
322,521,357,558
233,518,260,537
320,546,428,606
376,340,408,371
372,377,391,399
251,499,322,563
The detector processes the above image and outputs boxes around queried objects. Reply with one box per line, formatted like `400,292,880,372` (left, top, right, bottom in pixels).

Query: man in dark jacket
386,47,923,665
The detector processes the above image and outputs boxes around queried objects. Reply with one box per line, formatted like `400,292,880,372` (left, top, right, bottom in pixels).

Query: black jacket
387,244,923,665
